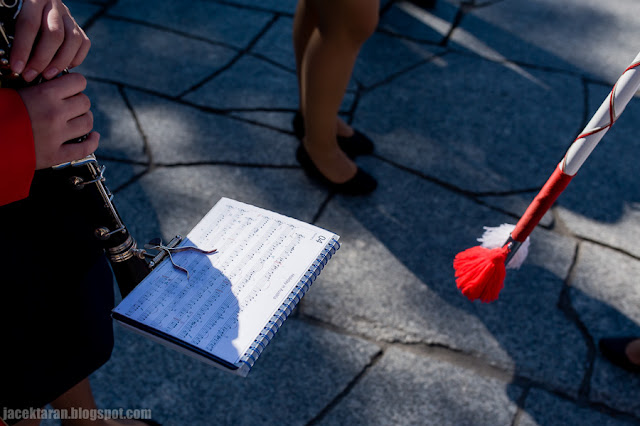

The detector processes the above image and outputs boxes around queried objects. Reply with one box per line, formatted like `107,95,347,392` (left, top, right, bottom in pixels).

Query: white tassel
478,224,530,270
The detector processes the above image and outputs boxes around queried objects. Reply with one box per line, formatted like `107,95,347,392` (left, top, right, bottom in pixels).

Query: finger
57,131,100,163
10,0,46,74
22,2,65,82
62,92,91,121
40,71,87,98
68,30,90,69
59,4,90,69
42,14,83,79
65,110,94,138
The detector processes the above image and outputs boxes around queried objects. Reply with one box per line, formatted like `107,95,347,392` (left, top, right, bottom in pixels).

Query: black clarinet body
52,157,152,296
0,0,154,296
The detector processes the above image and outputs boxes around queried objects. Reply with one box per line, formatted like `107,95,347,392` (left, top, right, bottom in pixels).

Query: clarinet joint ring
95,225,126,240
69,167,106,190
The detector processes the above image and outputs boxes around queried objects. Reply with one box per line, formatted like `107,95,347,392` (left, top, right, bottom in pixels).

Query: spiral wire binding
239,238,341,369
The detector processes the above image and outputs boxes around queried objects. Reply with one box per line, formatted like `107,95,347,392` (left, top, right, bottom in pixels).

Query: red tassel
453,245,510,303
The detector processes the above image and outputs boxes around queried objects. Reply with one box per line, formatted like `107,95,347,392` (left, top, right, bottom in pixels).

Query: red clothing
0,88,35,206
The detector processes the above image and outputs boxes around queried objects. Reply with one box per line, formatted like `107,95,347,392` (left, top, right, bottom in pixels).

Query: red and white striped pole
454,52,640,303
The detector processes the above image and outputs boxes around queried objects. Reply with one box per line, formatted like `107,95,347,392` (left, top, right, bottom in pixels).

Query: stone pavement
55,0,640,424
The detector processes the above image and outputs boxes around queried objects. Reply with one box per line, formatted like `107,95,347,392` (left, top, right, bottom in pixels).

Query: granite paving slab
558,201,640,260
353,31,445,90
518,387,637,426
109,0,274,50
378,0,458,45
182,55,300,110
69,0,110,4
222,0,298,15
316,346,520,426
89,319,380,426
249,16,297,73
353,51,584,194
79,18,238,97
66,0,103,26
180,54,358,116
569,241,640,417
590,356,640,422
87,81,148,162
460,0,640,84
123,89,299,166
227,111,298,135
308,157,585,395
229,103,358,134
100,159,146,194
446,3,582,77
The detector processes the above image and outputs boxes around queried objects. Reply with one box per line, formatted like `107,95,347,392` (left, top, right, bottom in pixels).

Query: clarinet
50,157,153,296
0,0,176,296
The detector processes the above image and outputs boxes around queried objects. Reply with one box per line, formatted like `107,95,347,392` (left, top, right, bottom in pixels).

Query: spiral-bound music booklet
112,197,339,377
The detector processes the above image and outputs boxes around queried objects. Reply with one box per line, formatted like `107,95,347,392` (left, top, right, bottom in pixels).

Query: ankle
301,138,357,184
303,137,338,159
626,339,640,365
336,117,354,138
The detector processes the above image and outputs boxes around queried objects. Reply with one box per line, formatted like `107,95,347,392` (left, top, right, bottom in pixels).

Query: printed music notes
112,197,340,376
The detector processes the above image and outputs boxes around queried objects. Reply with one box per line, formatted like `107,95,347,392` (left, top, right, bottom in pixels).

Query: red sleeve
0,88,35,206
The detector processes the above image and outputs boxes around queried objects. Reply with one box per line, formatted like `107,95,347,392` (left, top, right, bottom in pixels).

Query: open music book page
112,197,340,376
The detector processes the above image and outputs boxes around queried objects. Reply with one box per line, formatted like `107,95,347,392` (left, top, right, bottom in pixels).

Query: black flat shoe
599,336,640,373
292,111,374,158
296,145,377,195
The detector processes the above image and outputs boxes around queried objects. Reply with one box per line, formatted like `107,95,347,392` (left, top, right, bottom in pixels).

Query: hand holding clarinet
4,0,98,169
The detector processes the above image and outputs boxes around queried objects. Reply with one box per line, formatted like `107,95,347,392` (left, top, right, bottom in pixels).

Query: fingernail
43,67,59,80
23,69,38,82
11,60,24,74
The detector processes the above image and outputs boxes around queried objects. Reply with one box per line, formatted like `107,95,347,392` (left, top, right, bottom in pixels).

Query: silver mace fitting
503,236,523,267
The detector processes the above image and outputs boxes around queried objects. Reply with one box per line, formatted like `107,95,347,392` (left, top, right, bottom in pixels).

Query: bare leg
293,0,366,138
296,0,379,183
293,0,315,103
